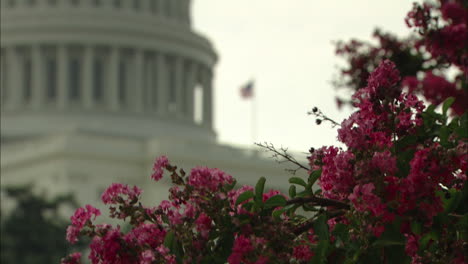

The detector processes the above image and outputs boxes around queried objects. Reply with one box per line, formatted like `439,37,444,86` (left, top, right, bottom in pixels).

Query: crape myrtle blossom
66,204,101,244
62,62,467,264
152,155,169,181
62,1,467,262
336,0,467,115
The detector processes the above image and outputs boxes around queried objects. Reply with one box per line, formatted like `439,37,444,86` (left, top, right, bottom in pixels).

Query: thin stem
286,196,350,210
255,142,309,174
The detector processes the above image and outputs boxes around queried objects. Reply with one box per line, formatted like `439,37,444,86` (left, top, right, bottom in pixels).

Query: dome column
202,67,213,129
5,47,22,109
132,49,144,112
143,55,153,111
185,61,196,122
107,47,120,111
156,53,168,115
56,45,69,109
174,56,184,117
31,45,45,109
82,45,94,109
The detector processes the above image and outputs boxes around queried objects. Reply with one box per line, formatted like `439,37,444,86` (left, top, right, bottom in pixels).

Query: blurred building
0,0,291,206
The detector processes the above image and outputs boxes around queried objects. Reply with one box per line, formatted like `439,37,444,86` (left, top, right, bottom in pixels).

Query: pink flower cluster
66,205,100,244
151,155,169,181
227,234,254,264
188,166,234,193
101,183,142,205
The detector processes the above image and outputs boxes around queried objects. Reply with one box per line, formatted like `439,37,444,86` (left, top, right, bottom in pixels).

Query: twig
308,107,341,127
255,142,309,175
292,209,347,236
286,196,350,210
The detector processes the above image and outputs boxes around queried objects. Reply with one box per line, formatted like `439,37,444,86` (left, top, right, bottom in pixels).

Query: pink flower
152,156,169,181
101,183,142,205
366,60,401,99
61,252,82,264
125,223,166,248
404,233,421,259
441,1,467,24
254,256,269,264
89,227,129,263
315,147,356,200
195,213,212,239
349,183,386,217
293,244,315,261
156,246,176,264
228,234,254,264
66,205,101,244
139,250,155,264
188,166,234,192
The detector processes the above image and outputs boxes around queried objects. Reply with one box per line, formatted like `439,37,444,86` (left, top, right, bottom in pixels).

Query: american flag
240,80,254,99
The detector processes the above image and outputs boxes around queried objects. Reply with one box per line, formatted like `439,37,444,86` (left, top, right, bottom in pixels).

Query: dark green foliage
0,185,86,264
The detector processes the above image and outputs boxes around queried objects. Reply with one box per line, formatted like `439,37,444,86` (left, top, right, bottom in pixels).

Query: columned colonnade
0,45,213,128
1,0,191,25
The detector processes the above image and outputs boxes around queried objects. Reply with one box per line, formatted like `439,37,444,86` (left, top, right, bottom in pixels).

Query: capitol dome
0,0,293,207
0,0,217,142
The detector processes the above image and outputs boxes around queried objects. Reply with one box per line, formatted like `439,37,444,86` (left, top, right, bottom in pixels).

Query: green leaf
309,170,322,186
235,190,254,205
313,214,329,241
332,223,349,248
442,189,462,214
264,195,287,208
425,104,436,115
372,221,405,248
289,177,307,187
411,221,422,235
255,177,266,202
439,125,451,147
310,240,330,264
289,185,296,198
225,180,237,191
372,239,405,247
163,230,174,247
419,231,438,249
442,97,455,116
272,208,285,218
455,112,468,138
163,231,180,256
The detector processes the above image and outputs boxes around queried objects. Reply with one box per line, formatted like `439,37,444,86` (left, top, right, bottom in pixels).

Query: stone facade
0,0,296,207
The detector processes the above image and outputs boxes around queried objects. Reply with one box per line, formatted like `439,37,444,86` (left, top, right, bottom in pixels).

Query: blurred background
0,0,411,263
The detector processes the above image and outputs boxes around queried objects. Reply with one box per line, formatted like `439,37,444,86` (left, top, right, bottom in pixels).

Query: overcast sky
193,1,412,151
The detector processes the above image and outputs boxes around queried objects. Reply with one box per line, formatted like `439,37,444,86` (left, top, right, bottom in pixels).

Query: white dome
0,0,218,143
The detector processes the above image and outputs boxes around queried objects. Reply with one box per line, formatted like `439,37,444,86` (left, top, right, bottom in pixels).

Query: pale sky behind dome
193,1,412,152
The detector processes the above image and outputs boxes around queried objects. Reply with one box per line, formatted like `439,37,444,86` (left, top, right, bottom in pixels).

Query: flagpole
251,79,257,148
252,89,256,146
